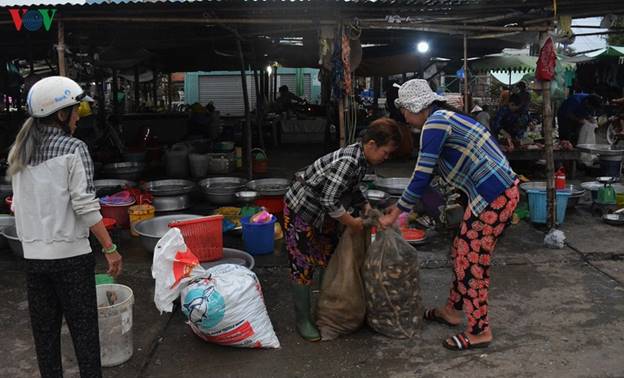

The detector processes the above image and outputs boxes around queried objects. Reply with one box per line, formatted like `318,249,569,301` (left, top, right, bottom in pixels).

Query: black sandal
443,332,491,351
423,309,458,327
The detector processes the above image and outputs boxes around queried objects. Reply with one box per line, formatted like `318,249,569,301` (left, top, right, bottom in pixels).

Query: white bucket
96,284,134,367
189,152,210,178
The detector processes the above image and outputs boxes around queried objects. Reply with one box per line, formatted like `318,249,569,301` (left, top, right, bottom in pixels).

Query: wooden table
505,149,580,178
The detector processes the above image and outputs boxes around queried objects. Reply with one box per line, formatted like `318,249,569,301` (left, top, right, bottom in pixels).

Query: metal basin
603,213,624,226
152,195,192,212
373,177,411,195
133,214,203,252
576,144,624,157
94,179,136,197
102,162,145,181
246,178,290,196
0,215,15,251
142,179,195,197
235,191,259,204
0,225,23,259
200,248,255,270
199,177,247,205
364,189,390,208
581,181,624,201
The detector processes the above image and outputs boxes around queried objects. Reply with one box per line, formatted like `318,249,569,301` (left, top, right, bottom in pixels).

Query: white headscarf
394,79,447,114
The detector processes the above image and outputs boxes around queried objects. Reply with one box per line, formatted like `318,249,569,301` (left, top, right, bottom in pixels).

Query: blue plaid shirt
398,109,516,216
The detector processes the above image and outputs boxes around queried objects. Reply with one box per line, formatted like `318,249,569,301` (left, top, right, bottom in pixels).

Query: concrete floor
1,144,624,378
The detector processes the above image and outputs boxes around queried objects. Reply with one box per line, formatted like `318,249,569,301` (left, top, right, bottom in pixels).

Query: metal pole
57,21,66,76
111,69,119,117
253,67,265,150
463,33,469,113
273,66,278,101
167,73,173,110
236,37,253,180
134,66,140,112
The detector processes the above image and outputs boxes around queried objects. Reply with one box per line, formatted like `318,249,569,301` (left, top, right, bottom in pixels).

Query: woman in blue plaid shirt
381,79,519,352
284,117,401,341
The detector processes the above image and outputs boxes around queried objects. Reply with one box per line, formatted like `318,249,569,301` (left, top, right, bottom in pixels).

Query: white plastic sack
578,119,598,166
181,264,280,348
151,228,280,348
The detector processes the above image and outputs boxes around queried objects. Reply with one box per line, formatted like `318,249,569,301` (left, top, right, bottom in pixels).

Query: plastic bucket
527,189,571,224
255,196,284,215
599,155,622,179
241,215,277,255
128,204,155,236
189,153,211,178
96,284,134,367
101,204,134,229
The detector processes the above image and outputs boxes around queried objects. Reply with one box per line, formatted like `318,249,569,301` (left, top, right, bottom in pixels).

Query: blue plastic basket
526,189,571,224
241,215,277,255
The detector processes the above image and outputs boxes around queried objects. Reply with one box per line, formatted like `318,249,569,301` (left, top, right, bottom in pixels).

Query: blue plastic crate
526,189,571,224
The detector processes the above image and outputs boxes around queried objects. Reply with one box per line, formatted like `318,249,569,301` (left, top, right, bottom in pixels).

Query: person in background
380,79,518,351
284,117,401,341
498,85,510,108
471,103,491,130
557,93,602,145
8,76,122,377
491,94,529,144
276,85,306,114
515,81,531,112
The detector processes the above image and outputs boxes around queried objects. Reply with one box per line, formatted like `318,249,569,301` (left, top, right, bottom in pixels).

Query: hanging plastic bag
536,37,556,82
152,228,280,348
316,227,370,341
362,226,423,339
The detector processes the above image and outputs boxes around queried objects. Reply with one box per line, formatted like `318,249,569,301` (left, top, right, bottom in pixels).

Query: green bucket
95,274,115,286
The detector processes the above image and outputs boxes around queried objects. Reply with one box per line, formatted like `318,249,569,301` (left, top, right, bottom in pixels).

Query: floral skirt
447,182,520,335
283,205,339,286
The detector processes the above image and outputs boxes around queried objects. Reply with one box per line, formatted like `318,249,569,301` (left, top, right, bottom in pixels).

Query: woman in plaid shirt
284,117,400,341
381,79,519,351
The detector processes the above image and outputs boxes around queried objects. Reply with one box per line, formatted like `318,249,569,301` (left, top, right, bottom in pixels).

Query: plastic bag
536,37,556,81
181,264,280,349
544,229,566,249
316,228,369,341
578,119,598,166
152,228,280,348
362,226,423,339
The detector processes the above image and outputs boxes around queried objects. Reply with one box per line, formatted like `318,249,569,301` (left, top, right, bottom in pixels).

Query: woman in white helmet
8,76,122,377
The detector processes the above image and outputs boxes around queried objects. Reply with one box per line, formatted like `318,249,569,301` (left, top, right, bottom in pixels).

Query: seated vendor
276,85,306,114
491,94,529,143
556,93,602,145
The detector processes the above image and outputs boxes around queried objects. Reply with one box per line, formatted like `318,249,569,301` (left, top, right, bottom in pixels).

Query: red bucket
255,196,284,215
101,203,134,229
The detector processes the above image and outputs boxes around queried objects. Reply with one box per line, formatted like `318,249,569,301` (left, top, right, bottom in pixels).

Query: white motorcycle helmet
26,76,93,118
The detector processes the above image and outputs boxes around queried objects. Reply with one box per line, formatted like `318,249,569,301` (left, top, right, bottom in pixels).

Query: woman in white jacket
8,76,122,378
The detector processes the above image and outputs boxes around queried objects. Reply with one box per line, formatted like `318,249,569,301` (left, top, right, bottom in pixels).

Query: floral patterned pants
284,205,339,286
447,182,519,335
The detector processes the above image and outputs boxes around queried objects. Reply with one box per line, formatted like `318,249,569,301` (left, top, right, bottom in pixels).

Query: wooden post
543,80,556,228
152,69,158,108
338,98,346,147
57,21,66,76
134,66,140,112
167,73,173,110
253,67,265,150
273,66,278,101
236,37,253,180
111,69,119,116
463,33,469,113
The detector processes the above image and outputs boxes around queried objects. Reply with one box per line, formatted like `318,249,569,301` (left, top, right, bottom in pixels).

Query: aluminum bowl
0,215,15,251
246,178,290,196
0,225,23,259
364,189,390,208
102,162,145,181
235,191,259,204
142,179,196,197
373,177,411,196
94,179,136,197
133,214,203,252
199,248,255,270
199,177,247,205
152,195,192,212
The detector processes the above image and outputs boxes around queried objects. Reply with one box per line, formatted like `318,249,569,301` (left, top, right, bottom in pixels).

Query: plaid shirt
285,142,368,228
398,109,516,216
31,126,96,193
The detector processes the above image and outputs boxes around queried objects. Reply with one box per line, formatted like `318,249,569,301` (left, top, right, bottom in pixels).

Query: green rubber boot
292,283,321,341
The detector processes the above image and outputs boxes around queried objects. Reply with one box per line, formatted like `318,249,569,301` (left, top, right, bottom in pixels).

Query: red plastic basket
168,215,224,262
